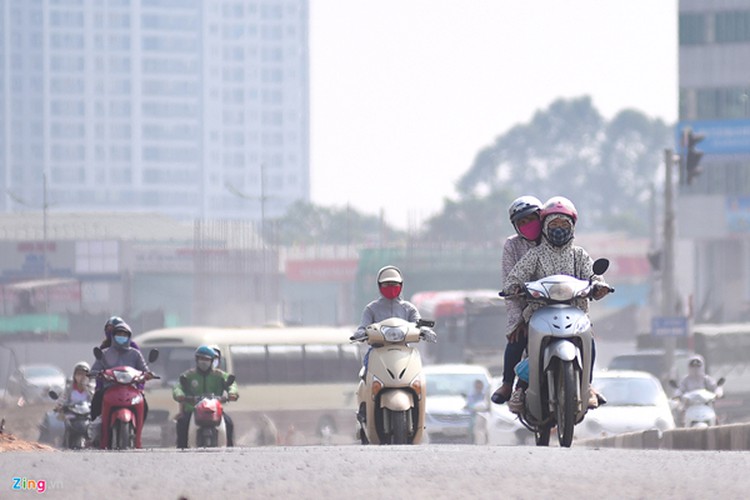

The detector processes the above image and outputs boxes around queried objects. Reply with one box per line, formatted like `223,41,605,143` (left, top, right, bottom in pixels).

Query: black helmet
104,316,125,337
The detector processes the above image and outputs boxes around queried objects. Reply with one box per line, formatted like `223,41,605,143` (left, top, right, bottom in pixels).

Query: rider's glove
228,393,239,401
420,328,437,343
503,284,523,297
175,395,186,403
591,284,610,300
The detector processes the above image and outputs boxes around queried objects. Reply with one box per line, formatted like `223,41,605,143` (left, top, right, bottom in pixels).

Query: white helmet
377,265,403,285
73,361,90,374
508,196,543,225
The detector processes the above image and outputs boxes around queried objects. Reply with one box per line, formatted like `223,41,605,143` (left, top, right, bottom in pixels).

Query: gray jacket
91,344,149,388
355,296,421,336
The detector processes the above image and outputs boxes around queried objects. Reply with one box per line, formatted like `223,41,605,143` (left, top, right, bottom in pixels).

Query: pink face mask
518,219,542,241
380,284,402,300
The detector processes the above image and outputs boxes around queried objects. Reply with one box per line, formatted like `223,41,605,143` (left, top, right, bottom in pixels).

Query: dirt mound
0,432,54,452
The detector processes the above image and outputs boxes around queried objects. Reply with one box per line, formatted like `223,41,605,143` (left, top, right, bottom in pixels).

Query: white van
134,325,360,447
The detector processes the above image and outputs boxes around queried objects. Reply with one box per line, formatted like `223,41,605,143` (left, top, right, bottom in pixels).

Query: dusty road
2,445,749,499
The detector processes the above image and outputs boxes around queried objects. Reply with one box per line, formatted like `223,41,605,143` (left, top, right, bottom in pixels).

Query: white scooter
671,378,725,428
501,258,612,448
353,318,435,445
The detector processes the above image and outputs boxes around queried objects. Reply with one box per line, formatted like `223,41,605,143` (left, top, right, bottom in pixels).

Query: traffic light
684,129,705,185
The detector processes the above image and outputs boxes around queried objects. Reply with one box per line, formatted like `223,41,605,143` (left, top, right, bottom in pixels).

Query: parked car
576,370,675,440
423,364,492,444
7,364,66,404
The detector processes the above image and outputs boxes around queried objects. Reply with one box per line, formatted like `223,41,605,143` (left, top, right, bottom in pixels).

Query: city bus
411,290,507,375
133,325,360,447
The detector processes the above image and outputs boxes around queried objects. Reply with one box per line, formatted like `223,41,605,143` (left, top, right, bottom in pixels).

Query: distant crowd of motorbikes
32,258,725,451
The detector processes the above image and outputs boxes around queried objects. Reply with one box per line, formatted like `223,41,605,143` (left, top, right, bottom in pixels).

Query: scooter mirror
93,346,103,360
668,379,679,389
417,319,436,329
148,348,159,363
48,390,59,400
592,258,610,276
718,377,726,386
226,374,236,388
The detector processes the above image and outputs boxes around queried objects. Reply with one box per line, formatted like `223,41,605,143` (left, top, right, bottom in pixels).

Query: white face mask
197,359,212,372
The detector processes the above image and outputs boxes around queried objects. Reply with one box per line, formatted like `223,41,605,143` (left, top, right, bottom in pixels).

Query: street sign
651,316,689,337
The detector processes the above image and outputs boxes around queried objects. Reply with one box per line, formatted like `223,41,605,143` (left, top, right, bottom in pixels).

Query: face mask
546,226,573,247
518,219,542,241
113,335,129,346
197,359,212,372
380,284,402,300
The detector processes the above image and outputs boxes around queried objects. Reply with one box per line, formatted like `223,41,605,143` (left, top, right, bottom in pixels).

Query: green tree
449,96,671,236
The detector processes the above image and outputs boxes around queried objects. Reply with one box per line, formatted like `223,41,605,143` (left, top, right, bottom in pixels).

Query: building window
679,13,707,45
715,10,750,43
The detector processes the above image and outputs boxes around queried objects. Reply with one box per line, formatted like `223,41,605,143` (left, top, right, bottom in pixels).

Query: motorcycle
670,377,725,428
179,374,236,448
48,390,91,450
92,347,160,450
353,317,434,445
501,258,613,448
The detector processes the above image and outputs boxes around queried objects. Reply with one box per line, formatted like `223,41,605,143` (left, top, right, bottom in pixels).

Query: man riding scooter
89,322,154,448
173,345,239,448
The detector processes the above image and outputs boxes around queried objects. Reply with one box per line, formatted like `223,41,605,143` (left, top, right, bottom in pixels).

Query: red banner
285,259,358,282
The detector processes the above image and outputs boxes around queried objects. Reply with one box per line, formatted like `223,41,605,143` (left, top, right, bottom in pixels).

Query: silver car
576,370,676,440
423,364,492,444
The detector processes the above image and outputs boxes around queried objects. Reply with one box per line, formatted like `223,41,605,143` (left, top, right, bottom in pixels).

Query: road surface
2,444,747,499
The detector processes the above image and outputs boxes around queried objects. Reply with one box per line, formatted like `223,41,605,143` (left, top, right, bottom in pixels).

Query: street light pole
224,163,271,323
663,149,677,377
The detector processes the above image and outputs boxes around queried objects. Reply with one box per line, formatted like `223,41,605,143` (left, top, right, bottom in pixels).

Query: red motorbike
94,348,159,450
180,374,236,448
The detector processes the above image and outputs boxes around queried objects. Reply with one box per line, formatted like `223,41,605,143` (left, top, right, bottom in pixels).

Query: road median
578,423,750,450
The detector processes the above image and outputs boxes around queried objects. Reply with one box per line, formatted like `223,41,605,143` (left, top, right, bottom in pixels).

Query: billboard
675,119,750,155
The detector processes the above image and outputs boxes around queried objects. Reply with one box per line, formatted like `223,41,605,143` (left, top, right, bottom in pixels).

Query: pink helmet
541,196,578,224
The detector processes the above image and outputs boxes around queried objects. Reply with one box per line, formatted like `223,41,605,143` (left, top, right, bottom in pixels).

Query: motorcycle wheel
114,420,134,450
390,410,409,445
72,434,86,450
535,425,551,446
555,361,576,448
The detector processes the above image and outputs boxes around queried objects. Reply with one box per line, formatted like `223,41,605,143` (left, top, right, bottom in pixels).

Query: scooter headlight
131,394,142,405
548,283,576,301
114,370,134,384
382,326,407,342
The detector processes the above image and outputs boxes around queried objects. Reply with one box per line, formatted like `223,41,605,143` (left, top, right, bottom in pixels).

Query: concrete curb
578,423,750,450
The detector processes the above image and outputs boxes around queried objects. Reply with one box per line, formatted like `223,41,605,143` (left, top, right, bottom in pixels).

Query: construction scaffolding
193,220,280,326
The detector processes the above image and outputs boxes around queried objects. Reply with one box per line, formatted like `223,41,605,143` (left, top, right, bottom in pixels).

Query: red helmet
541,196,578,224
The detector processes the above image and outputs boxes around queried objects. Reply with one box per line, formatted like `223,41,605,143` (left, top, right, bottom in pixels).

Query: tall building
0,0,309,220
678,0,750,322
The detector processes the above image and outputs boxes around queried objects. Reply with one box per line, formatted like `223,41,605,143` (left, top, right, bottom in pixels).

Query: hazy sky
309,1,678,229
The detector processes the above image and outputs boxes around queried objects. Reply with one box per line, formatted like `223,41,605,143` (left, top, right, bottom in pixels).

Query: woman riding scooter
350,265,436,371
504,196,610,413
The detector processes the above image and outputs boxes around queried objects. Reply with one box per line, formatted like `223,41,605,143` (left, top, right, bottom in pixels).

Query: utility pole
663,149,677,377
